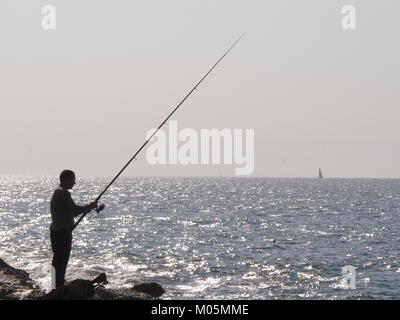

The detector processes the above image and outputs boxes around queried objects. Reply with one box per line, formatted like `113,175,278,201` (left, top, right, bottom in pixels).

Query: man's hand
88,201,98,210
96,204,105,213
81,201,98,215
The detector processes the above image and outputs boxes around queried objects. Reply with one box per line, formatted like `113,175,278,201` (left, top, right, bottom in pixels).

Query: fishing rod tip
236,33,247,42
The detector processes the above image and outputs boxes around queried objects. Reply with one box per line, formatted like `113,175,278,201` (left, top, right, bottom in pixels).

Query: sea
1,176,400,300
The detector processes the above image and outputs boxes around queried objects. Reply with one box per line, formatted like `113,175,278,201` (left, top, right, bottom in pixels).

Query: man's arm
65,192,97,217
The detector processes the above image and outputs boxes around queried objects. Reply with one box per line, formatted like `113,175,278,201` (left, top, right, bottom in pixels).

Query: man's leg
50,229,72,288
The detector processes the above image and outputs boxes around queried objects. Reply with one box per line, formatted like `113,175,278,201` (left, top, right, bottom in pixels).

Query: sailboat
318,168,323,179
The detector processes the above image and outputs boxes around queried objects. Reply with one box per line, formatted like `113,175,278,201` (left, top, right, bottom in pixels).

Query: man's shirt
50,186,89,231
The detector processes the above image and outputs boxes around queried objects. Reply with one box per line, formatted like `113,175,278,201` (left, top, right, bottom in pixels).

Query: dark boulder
93,286,155,300
0,258,43,300
1,257,166,300
133,282,165,298
40,279,95,300
41,277,165,300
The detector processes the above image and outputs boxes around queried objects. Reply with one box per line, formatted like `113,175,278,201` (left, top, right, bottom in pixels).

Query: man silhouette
50,170,98,288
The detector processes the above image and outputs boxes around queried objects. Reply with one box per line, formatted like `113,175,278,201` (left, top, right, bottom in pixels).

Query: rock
1,257,166,300
93,286,155,300
41,278,165,300
41,272,107,300
41,279,95,300
133,282,165,298
0,258,44,300
0,258,30,281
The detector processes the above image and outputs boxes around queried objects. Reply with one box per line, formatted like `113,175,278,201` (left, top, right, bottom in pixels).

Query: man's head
60,170,76,189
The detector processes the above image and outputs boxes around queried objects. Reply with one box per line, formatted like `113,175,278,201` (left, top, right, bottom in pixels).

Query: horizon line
0,174,399,180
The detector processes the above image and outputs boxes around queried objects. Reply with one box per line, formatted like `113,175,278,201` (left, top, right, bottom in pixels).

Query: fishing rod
72,33,246,231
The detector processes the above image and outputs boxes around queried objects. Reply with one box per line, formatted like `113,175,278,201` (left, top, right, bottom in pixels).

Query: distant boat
318,168,323,179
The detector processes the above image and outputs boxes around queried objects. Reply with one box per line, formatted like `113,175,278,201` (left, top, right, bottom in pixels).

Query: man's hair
60,170,75,182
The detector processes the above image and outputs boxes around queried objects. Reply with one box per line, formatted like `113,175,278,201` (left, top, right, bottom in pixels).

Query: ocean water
1,176,400,299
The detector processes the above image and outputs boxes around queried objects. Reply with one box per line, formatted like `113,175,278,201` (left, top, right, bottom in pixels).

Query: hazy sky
0,0,399,178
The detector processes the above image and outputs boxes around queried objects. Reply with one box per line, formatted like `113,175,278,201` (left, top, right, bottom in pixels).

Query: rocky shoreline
0,258,165,300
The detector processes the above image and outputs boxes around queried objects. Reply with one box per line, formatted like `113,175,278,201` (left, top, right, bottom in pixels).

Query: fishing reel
95,204,105,213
